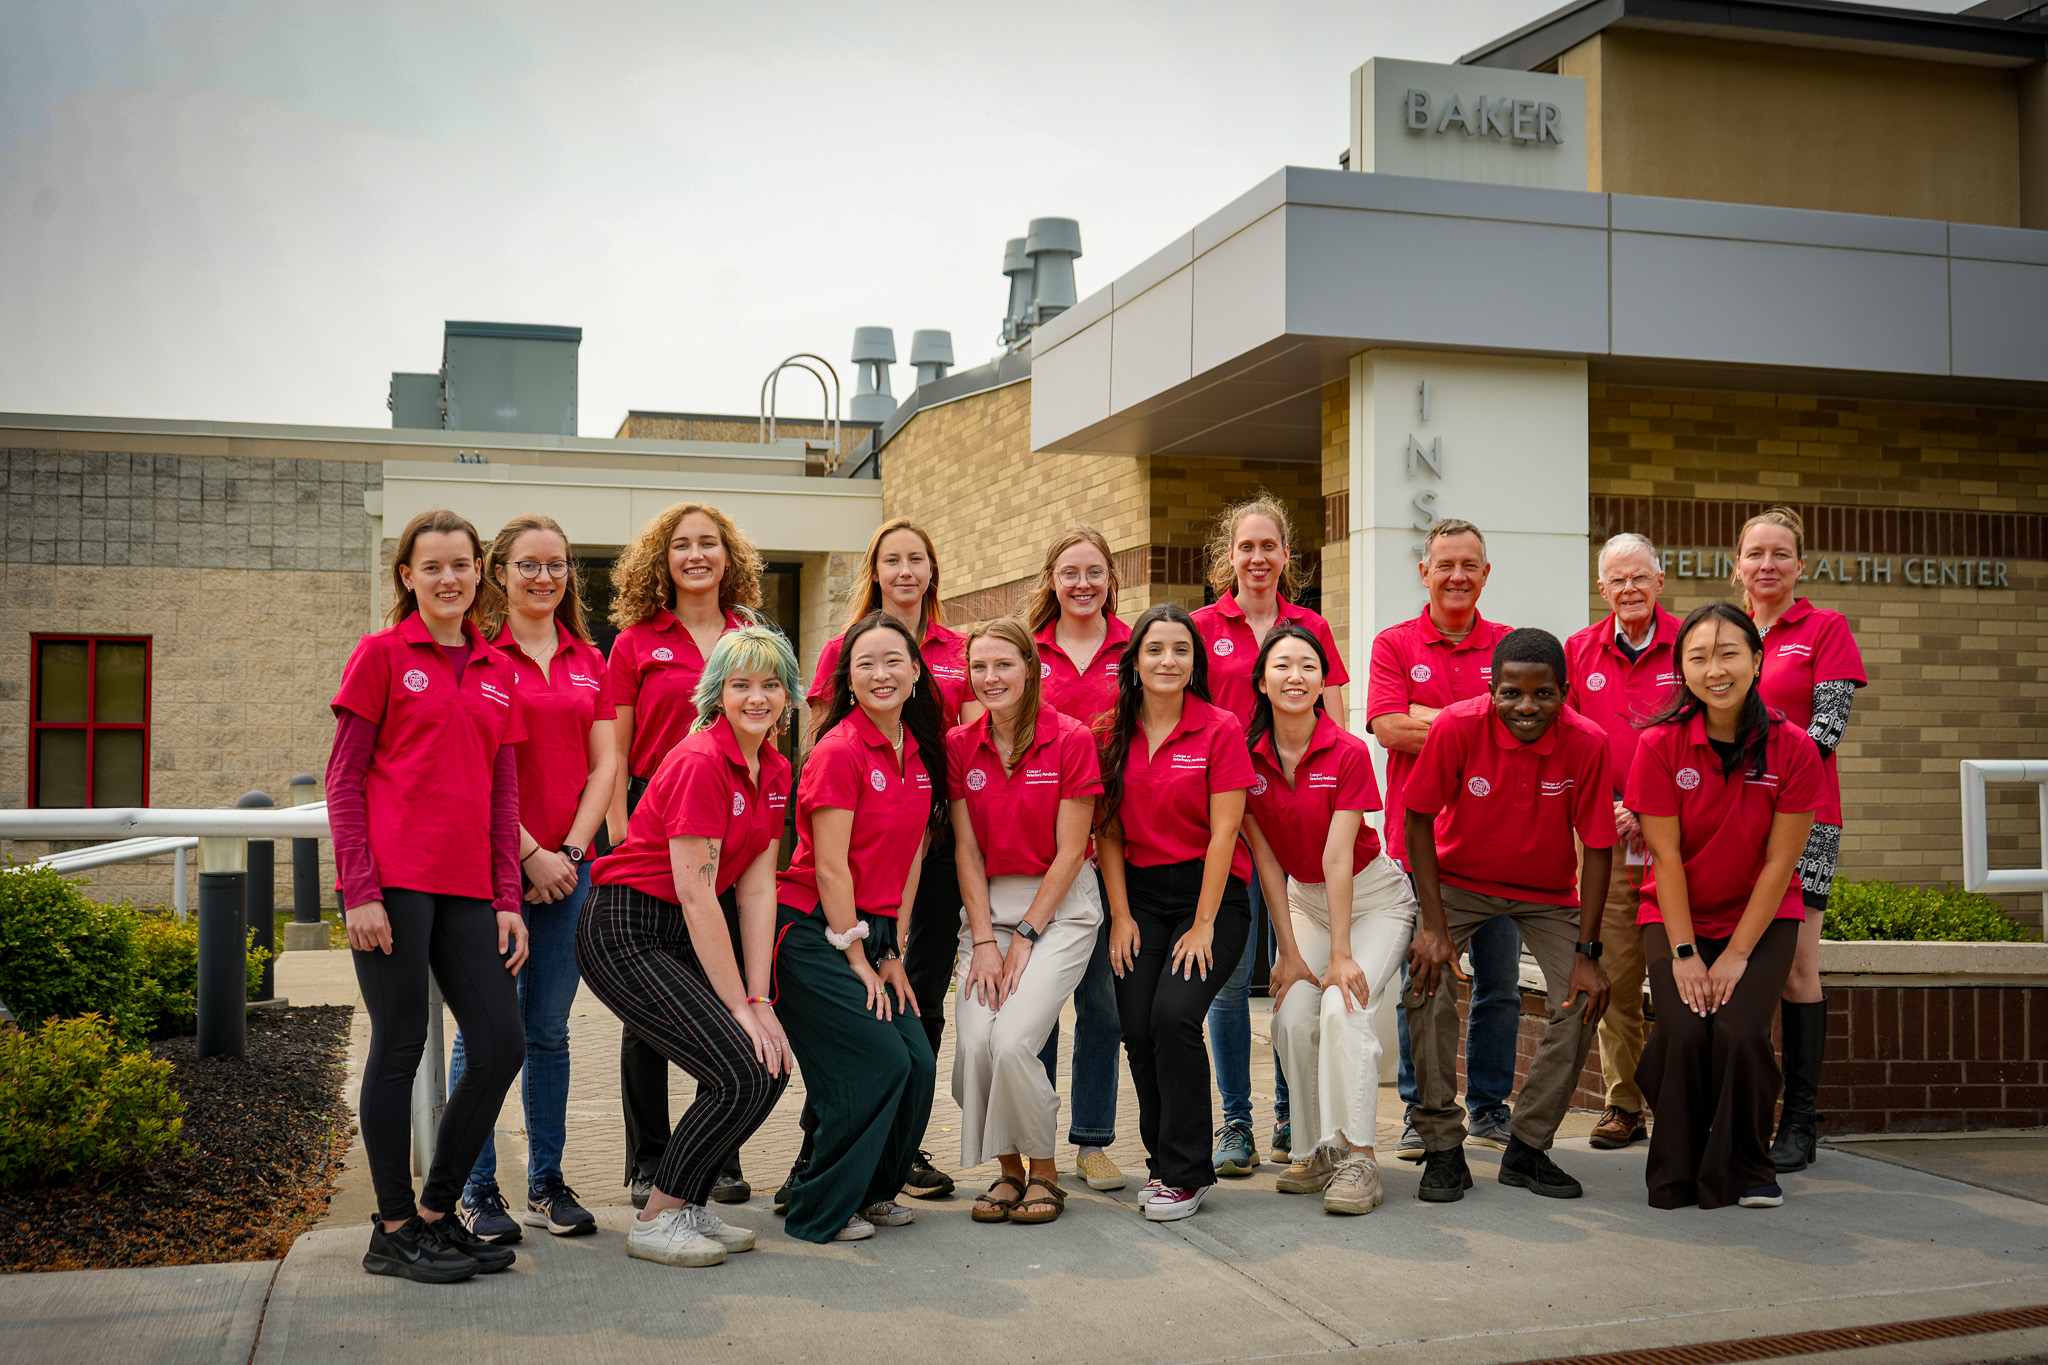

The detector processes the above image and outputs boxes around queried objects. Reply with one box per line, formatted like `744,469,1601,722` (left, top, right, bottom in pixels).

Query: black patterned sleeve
1807,679,1855,759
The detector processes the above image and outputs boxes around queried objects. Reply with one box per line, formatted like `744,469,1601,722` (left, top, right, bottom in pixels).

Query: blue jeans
449,861,589,1192
1204,872,1290,1129
1396,907,1520,1115
1038,874,1121,1146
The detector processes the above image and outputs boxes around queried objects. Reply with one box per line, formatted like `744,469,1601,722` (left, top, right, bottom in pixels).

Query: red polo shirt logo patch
1251,774,1269,797
1676,767,1702,790
1213,638,1234,656
651,647,674,662
1410,663,1431,682
732,791,746,816
869,769,887,792
402,669,429,693
1466,775,1491,797
1586,672,1607,691
1040,663,1052,678
966,768,988,792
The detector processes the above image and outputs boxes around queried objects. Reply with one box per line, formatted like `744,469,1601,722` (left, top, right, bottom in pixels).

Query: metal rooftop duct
850,326,898,423
1025,218,1082,327
909,331,954,387
1000,237,1035,348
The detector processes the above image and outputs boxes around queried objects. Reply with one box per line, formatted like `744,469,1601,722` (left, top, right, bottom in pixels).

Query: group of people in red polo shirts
328,493,1863,1285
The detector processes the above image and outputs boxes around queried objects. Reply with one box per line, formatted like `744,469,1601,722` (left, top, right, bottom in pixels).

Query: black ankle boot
1770,999,1828,1172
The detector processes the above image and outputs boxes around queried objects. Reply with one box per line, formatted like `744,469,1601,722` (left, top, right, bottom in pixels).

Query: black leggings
353,889,524,1224
902,840,962,1060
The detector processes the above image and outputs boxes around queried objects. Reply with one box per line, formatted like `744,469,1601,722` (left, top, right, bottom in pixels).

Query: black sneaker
523,1180,597,1236
1416,1147,1474,1203
630,1172,654,1210
363,1216,480,1284
1497,1134,1584,1200
903,1150,955,1199
773,1154,807,1214
422,1213,517,1272
455,1184,522,1244
709,1172,752,1204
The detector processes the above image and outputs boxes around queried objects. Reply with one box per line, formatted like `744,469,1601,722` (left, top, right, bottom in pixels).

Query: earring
910,682,918,698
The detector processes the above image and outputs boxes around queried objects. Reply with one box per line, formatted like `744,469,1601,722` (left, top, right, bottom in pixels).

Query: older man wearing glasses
1564,532,1683,1151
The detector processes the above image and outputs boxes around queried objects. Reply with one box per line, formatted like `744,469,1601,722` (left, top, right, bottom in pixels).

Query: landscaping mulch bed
0,1004,355,1272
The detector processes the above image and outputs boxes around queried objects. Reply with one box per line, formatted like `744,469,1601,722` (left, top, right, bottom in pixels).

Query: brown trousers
1596,856,1649,1112
1637,919,1800,1210
1407,887,1594,1153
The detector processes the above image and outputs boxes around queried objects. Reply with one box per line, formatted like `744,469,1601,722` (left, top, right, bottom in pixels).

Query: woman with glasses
1021,526,1130,1193
447,514,618,1245
607,501,767,1206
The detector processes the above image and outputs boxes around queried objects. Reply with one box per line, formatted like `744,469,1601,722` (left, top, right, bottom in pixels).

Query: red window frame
29,634,153,808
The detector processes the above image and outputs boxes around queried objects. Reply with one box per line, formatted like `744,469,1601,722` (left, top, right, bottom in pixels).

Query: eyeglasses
514,560,570,580
1056,568,1109,586
1602,574,1656,592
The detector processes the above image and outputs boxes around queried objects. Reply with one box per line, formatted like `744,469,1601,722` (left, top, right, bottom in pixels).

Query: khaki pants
951,873,1103,1167
1270,856,1416,1158
1596,856,1648,1112
1406,887,1594,1153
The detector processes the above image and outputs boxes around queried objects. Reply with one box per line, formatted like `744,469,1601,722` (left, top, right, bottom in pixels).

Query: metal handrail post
410,971,447,1176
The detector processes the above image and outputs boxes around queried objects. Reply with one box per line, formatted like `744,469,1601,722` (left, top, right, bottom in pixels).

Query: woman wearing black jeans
1097,604,1256,1223
328,508,530,1284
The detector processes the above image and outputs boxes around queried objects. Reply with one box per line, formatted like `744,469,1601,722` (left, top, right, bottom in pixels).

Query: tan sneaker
1275,1145,1341,1194
1076,1146,1126,1191
1589,1106,1649,1150
1324,1156,1384,1216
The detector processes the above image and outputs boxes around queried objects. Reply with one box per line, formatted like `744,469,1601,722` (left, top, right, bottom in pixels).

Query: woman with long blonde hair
607,500,764,1207
1730,506,1866,1175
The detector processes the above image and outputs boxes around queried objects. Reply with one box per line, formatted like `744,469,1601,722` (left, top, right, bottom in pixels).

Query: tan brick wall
0,562,361,911
1587,383,2048,926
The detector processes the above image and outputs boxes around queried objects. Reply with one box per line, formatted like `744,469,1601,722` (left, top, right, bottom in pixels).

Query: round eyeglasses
514,560,571,580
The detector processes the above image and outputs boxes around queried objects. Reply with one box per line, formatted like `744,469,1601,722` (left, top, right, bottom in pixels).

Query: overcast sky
1,0,1983,435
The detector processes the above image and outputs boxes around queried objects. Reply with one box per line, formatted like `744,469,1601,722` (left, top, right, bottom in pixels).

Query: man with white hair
1564,531,1683,1151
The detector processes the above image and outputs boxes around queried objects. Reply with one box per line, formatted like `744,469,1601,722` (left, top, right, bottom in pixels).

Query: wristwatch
1673,942,1698,961
560,845,585,864
1015,921,1043,944
1575,940,1603,960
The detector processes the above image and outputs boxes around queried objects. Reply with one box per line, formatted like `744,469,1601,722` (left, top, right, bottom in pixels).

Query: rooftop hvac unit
850,326,897,424
441,321,581,435
909,331,954,387
1000,237,1034,348
1025,218,1082,327
388,372,444,430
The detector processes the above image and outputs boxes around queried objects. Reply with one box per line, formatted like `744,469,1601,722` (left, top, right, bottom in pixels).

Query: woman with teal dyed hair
579,626,801,1269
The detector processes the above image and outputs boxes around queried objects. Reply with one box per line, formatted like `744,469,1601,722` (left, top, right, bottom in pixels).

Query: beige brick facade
614,413,874,473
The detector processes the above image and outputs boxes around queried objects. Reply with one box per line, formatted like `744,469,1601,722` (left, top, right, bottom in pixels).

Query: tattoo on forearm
699,839,721,891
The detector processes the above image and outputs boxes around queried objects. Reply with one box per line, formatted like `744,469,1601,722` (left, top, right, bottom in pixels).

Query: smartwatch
1575,940,1603,960
560,845,585,864
1014,921,1043,944
1673,942,1698,961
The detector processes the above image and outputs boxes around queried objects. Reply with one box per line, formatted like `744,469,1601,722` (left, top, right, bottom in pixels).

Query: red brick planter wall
1820,985,2048,1134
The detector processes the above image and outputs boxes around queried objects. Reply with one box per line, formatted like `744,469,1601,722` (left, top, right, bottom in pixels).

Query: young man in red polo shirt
1564,532,1683,1151
1403,628,1614,1203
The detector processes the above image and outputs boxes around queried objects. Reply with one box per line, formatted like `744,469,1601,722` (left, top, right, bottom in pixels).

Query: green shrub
0,864,142,1039
1824,879,2035,943
132,914,271,1037
0,1015,188,1187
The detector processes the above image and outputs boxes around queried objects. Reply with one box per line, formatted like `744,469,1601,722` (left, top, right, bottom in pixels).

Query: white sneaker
689,1207,757,1252
832,1214,875,1241
859,1200,916,1226
1143,1185,1209,1221
627,1207,726,1267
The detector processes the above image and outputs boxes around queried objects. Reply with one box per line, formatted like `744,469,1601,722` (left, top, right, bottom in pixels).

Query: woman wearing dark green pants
773,612,949,1243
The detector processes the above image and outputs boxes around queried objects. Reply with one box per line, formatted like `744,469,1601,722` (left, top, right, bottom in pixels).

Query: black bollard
289,774,321,926
238,791,277,1001
196,834,248,1059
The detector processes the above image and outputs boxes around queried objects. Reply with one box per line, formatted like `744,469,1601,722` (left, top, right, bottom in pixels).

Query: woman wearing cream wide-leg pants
953,874,1103,1168
1270,857,1415,1156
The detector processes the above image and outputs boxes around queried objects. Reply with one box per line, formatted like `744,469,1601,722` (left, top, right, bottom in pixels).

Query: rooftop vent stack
1025,218,1082,327
1000,237,1035,347
849,327,898,423
910,331,954,387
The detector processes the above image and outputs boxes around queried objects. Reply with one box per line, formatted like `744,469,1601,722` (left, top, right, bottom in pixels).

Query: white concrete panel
1950,221,2048,266
1027,316,1113,452
1295,167,1607,229
1113,233,1195,306
1352,58,1587,192
1190,207,1289,378
1611,232,1951,375
1952,259,2048,382
1029,283,1110,353
1287,206,1608,356
1109,266,1193,415
1611,194,1947,255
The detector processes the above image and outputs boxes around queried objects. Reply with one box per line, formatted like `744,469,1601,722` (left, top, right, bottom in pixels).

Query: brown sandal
1007,1178,1067,1225
973,1176,1025,1223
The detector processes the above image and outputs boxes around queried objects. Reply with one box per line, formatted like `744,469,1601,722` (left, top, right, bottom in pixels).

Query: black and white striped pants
575,883,787,1204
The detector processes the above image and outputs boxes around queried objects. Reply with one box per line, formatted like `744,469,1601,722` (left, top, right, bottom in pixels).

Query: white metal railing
36,836,200,917
1960,760,2048,919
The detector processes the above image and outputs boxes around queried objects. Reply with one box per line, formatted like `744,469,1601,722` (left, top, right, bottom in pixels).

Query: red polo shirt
1754,598,1866,827
1191,592,1349,725
610,607,746,778
493,630,615,851
594,716,792,903
777,708,935,917
1403,696,1614,907
1113,698,1256,881
1564,607,1684,800
1366,607,1516,866
947,706,1103,877
331,614,526,903
1034,613,1132,731
1626,712,1825,938
1246,713,1383,884
807,620,973,726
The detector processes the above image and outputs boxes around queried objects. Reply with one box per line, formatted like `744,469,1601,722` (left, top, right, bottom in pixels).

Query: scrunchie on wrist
825,920,870,951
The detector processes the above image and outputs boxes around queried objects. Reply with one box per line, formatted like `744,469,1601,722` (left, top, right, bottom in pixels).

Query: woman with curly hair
606,500,765,1206
1191,496,1347,1178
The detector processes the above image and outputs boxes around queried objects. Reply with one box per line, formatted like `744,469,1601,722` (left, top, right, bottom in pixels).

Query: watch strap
1014,920,1043,943
1575,940,1603,960
1673,942,1698,960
